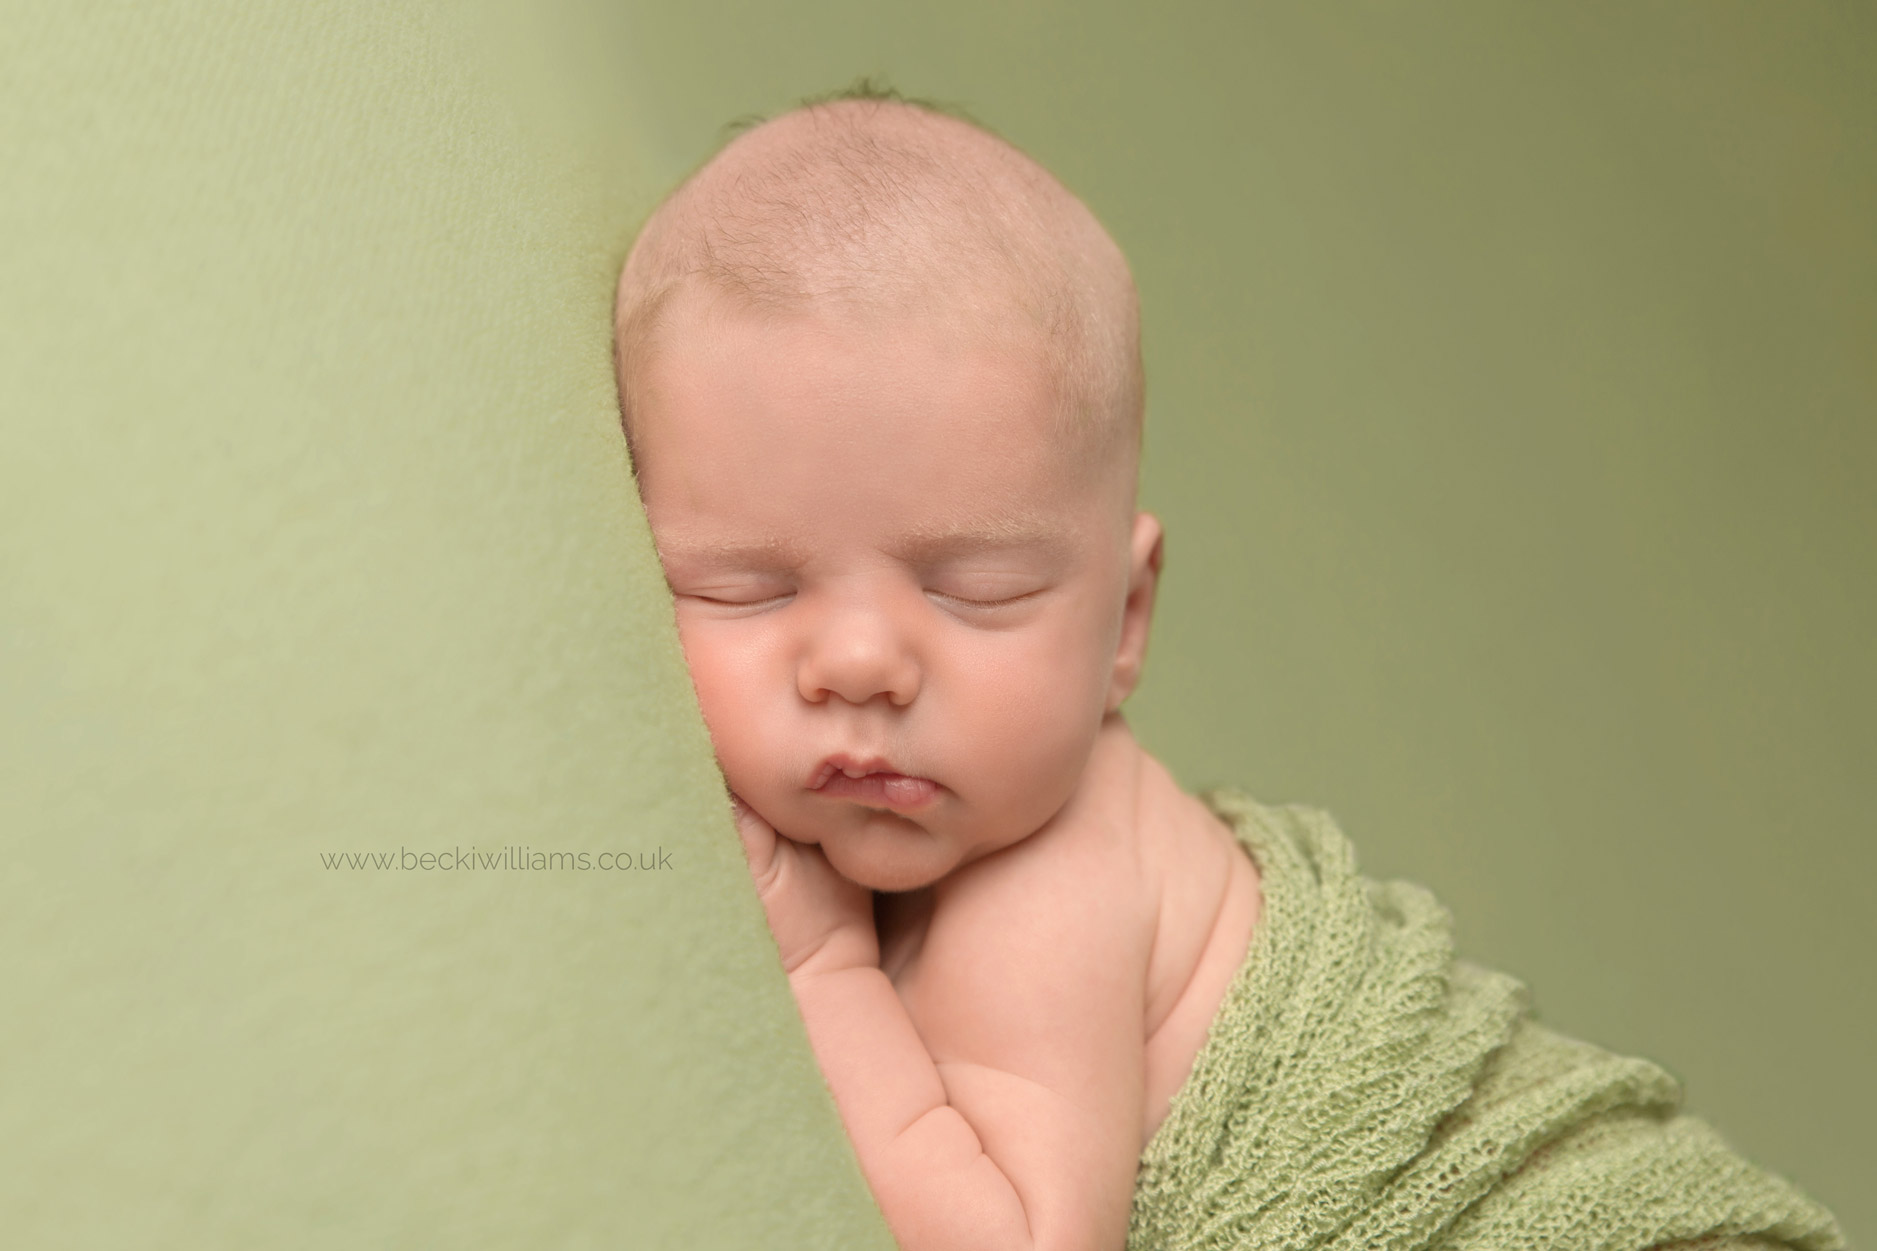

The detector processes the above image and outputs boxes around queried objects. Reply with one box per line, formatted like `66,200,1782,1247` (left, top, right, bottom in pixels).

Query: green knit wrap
1129,791,1843,1251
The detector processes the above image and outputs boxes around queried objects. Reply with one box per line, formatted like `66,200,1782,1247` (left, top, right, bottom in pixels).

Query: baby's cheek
967,640,1102,788
674,622,770,771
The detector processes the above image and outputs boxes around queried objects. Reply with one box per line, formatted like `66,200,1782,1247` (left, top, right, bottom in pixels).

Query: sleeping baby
614,91,1841,1251
615,88,1251,1250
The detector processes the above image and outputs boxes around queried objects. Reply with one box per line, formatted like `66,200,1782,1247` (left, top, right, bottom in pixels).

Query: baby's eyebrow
889,516,1070,565
654,535,811,568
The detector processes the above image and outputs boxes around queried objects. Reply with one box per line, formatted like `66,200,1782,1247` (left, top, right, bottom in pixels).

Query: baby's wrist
786,923,879,981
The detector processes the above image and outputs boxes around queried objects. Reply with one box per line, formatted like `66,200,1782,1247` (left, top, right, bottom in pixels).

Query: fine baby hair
615,81,1142,480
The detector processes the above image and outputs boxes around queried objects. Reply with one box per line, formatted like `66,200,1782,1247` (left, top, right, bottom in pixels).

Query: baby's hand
732,797,878,977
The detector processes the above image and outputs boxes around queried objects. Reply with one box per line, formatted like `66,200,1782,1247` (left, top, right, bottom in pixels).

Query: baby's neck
1054,712,1191,844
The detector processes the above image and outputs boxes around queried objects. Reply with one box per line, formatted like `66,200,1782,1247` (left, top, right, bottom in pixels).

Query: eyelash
689,592,794,609
683,588,1038,613
925,588,1040,611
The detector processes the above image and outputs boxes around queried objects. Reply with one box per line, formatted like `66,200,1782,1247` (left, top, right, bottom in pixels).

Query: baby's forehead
645,287,1064,445
654,279,1051,374
636,288,1133,521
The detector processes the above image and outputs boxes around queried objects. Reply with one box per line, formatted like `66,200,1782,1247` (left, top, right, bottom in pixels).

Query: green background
4,0,1869,1246
1,1,888,1245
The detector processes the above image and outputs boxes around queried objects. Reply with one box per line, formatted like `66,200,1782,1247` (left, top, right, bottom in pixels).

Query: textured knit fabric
1128,791,1843,1251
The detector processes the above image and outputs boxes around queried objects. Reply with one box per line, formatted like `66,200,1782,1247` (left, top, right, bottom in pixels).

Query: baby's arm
734,801,1148,1251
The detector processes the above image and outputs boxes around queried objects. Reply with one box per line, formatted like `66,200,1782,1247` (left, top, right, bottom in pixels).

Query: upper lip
808,754,916,789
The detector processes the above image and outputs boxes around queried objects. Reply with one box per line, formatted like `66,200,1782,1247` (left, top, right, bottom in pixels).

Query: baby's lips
809,752,914,789
813,770,940,813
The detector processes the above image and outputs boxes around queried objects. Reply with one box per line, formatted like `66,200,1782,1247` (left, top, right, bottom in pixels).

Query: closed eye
925,587,1046,611
677,589,796,612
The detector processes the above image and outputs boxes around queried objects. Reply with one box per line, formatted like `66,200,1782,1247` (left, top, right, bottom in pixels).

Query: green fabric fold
1129,792,1843,1251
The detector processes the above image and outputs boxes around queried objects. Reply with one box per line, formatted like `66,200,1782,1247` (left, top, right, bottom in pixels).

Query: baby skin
618,98,1260,1251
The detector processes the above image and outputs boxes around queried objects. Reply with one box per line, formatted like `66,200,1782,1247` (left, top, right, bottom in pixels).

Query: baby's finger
729,794,779,880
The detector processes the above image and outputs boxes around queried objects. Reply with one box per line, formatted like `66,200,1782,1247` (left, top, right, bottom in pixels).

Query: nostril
797,637,920,708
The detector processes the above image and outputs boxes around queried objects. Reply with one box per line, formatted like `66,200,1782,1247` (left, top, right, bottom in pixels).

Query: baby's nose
796,603,921,708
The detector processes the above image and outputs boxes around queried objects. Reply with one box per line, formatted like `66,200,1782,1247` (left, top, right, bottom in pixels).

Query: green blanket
1130,791,1843,1251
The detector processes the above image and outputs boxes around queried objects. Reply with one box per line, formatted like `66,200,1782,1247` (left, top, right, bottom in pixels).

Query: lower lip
816,772,940,813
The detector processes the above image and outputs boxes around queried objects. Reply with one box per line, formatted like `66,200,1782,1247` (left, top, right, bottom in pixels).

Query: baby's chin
786,808,963,894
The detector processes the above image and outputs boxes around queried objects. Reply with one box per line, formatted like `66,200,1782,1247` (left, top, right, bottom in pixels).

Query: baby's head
616,93,1160,892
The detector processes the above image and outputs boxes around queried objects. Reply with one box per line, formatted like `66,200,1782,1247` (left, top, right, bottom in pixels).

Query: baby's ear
1107,512,1165,711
